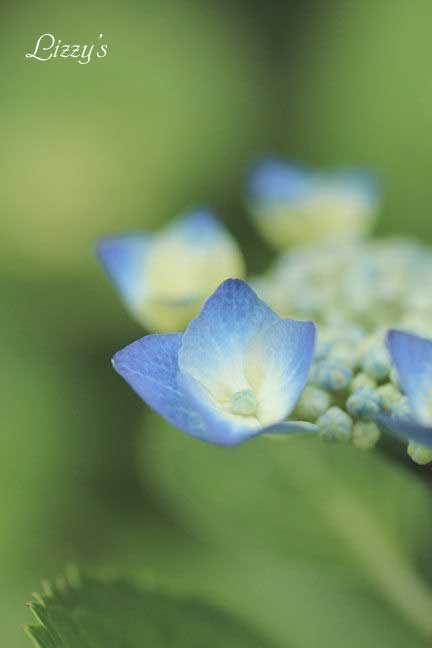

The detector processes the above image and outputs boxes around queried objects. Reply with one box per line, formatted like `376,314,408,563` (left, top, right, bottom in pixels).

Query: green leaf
137,414,432,648
278,0,432,243
24,569,275,648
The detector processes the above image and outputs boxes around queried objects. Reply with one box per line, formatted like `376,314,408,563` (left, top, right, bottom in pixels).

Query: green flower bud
346,387,382,420
317,407,353,443
407,442,432,466
390,396,412,420
352,421,381,450
315,338,333,361
229,389,257,416
390,367,400,388
294,386,331,422
328,343,359,370
361,347,391,380
376,383,402,411
349,372,376,393
311,361,352,392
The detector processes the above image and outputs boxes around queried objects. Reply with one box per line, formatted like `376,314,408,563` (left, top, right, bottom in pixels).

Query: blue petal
377,413,432,448
113,332,267,446
178,279,279,402
112,313,318,447
112,333,206,440
165,210,232,245
247,158,310,204
178,372,318,446
97,211,245,332
262,421,319,436
245,317,316,423
95,212,228,307
177,371,264,446
386,329,432,424
96,233,151,307
177,279,316,444
247,158,379,206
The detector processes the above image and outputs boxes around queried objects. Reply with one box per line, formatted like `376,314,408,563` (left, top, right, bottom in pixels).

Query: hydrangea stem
327,491,432,638
273,449,432,639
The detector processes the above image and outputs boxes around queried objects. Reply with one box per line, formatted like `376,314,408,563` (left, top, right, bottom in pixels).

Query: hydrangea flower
251,238,432,332
96,211,245,332
250,233,432,462
246,159,379,248
112,279,317,446
378,330,432,448
100,158,432,464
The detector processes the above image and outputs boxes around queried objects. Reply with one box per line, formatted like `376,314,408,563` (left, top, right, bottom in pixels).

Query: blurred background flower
97,212,245,331
3,1,432,646
246,159,379,247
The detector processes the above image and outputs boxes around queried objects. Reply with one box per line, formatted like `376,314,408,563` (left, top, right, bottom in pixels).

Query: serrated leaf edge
24,564,82,647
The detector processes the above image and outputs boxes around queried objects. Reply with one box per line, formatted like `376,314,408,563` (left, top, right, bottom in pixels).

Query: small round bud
311,361,352,392
328,343,359,370
294,386,331,421
390,396,412,420
315,338,333,362
376,383,402,411
352,421,381,450
317,407,353,443
407,442,432,465
346,387,382,420
349,372,376,393
390,367,400,388
361,347,391,380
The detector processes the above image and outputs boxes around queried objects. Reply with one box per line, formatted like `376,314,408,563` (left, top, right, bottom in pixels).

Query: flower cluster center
228,389,258,417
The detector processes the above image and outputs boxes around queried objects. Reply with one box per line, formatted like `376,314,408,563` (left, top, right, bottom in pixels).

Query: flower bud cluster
293,326,394,452
254,238,432,463
253,239,432,337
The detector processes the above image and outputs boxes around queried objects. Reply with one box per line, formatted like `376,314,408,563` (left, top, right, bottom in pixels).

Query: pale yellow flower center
228,389,258,417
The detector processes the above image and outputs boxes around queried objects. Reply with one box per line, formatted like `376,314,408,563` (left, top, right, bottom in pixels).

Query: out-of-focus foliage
1,0,265,275
276,0,432,240
1,0,432,646
26,572,276,648
129,415,432,648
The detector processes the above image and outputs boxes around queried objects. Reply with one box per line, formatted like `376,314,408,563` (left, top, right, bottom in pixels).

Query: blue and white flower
96,211,245,332
112,279,317,446
246,158,379,248
378,329,432,447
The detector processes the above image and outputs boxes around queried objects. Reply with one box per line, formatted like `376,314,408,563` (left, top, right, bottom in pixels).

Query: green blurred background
2,1,432,646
